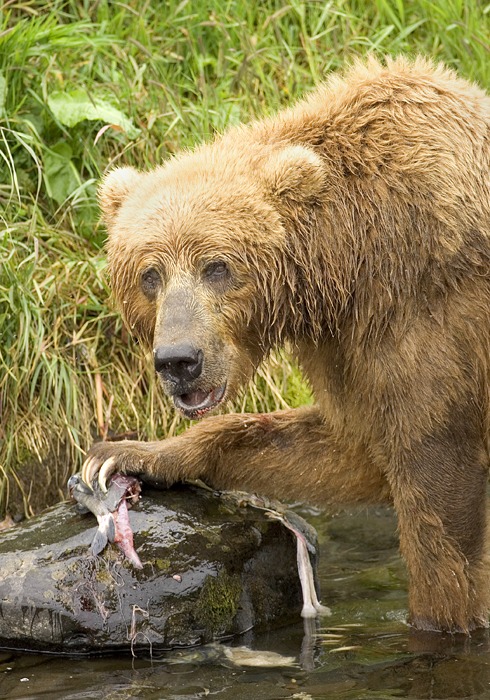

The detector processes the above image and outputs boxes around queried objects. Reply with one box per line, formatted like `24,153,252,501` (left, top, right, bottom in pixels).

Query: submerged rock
0,485,318,654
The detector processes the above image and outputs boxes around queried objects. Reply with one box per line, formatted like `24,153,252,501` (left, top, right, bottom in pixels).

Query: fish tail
91,528,109,556
106,514,116,542
91,514,116,555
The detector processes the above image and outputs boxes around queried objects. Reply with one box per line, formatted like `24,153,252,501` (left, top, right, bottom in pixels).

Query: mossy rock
0,484,317,654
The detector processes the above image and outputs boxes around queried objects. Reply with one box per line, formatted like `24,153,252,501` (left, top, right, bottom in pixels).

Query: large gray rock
0,485,314,654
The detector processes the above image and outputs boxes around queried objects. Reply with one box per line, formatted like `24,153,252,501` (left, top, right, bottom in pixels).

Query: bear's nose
154,344,203,383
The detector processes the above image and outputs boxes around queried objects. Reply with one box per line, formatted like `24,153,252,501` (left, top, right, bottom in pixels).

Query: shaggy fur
85,56,490,634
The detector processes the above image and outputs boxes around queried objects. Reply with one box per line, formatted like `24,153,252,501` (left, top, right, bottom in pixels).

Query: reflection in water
2,505,490,699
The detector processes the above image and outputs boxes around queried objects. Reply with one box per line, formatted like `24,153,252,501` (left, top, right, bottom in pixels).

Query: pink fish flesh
113,493,143,569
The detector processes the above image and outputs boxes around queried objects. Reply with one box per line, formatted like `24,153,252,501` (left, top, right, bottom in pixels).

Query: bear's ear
98,167,141,226
262,145,325,202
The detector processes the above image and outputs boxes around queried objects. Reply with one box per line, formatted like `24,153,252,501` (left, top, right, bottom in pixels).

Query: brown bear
83,56,490,635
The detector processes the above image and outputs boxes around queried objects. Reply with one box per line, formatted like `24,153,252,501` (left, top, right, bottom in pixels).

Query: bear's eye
202,260,230,283
140,267,162,299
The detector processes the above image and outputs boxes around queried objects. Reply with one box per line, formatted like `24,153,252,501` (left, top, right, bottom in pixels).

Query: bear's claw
99,456,118,492
81,456,96,488
81,454,117,492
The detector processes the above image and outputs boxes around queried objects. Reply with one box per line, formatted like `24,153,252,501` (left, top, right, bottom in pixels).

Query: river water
2,505,490,699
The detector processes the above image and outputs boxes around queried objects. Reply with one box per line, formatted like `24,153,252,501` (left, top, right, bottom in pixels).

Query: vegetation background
1,0,489,517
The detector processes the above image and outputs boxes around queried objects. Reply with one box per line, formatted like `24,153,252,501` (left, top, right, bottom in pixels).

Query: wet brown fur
91,56,490,634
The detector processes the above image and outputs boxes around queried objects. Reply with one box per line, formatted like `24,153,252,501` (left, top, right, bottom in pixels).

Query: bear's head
98,142,325,418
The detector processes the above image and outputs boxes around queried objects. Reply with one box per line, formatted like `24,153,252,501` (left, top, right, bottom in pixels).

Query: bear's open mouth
173,384,226,418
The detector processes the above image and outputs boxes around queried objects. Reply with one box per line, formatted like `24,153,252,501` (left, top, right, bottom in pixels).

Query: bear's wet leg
83,405,392,506
389,420,489,633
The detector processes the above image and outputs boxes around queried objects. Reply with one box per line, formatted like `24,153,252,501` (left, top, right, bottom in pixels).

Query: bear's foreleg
82,404,390,506
387,409,489,634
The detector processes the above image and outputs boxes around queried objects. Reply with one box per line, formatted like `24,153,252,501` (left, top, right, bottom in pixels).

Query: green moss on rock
195,570,242,635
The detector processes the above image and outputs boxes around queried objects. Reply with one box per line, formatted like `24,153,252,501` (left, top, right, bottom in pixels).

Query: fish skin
218,489,329,618
67,474,108,516
164,643,297,668
68,472,142,567
67,474,116,553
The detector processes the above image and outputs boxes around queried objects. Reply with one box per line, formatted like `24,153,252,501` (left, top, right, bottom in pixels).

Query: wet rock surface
0,485,313,654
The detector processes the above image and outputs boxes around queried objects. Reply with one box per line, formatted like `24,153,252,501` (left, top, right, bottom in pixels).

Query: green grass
1,0,489,516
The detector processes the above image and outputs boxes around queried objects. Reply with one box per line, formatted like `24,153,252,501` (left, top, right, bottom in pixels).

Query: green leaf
43,141,81,205
47,89,140,139
0,72,7,116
